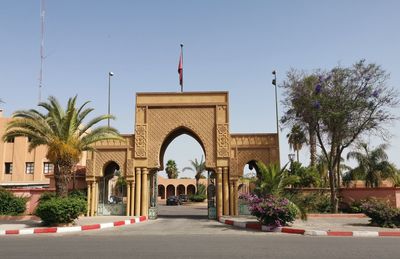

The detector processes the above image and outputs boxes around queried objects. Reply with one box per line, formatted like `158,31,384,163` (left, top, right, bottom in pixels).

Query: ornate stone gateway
85,92,279,218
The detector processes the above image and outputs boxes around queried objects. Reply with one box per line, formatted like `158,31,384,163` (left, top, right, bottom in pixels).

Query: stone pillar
141,168,149,216
216,167,223,218
223,167,229,215
126,182,131,216
90,181,96,216
130,181,135,216
86,182,91,216
94,181,99,216
135,168,141,216
233,180,239,216
229,180,234,215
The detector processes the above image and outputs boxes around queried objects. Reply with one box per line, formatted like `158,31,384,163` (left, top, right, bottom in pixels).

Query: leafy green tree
347,143,395,187
3,96,122,197
287,161,320,188
183,156,206,193
286,125,307,162
281,60,398,212
165,160,179,179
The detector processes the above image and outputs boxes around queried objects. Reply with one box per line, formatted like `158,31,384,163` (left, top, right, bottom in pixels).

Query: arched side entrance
166,184,175,197
177,184,185,196
158,184,165,199
187,184,196,195
97,161,126,216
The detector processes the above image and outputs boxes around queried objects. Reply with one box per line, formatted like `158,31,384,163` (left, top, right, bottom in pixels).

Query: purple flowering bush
360,199,400,228
240,193,297,227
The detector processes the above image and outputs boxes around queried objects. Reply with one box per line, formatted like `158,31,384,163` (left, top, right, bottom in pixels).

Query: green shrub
288,162,320,187
0,188,27,215
35,196,87,226
360,199,400,228
290,192,331,213
189,194,206,202
38,192,56,203
68,190,87,200
348,200,364,213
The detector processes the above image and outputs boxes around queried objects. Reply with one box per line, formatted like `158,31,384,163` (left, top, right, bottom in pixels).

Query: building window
25,162,34,174
5,163,13,174
43,162,54,174
6,137,14,143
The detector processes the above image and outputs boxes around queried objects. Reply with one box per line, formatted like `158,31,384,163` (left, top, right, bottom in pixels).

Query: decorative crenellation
134,124,147,158
230,134,278,148
217,105,227,111
92,136,130,147
217,123,230,158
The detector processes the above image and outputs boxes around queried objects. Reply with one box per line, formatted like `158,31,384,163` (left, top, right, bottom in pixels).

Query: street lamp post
272,70,279,134
108,72,114,127
272,70,281,165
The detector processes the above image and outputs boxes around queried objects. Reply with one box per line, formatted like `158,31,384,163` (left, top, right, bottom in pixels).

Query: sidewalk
0,215,147,235
219,214,400,237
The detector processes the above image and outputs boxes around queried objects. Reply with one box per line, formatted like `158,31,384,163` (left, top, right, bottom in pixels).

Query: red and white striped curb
218,217,400,237
0,216,147,236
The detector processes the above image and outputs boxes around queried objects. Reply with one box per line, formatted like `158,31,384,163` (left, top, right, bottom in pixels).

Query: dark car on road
166,196,182,206
179,194,188,202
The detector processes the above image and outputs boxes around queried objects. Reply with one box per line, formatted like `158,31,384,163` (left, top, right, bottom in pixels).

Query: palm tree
390,166,400,187
3,96,122,197
183,156,206,192
347,143,395,188
286,125,307,162
254,161,306,219
254,162,297,197
165,160,179,179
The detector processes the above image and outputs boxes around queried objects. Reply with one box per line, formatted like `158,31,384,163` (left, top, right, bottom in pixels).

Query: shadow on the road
158,214,208,220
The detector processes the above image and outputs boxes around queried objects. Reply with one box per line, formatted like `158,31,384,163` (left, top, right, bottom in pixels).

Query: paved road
0,204,399,259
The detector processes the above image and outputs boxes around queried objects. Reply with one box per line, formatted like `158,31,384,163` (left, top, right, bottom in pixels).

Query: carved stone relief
135,124,147,158
217,124,230,158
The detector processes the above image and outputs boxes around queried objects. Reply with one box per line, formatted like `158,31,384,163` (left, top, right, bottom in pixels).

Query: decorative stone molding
135,124,147,158
126,159,134,177
93,150,127,177
217,124,230,158
146,107,216,168
229,133,279,178
86,159,94,177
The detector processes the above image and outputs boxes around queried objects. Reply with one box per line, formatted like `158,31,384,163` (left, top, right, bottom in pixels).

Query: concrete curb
0,216,147,236
218,217,400,237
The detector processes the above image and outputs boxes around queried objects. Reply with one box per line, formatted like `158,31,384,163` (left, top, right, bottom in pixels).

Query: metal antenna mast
39,0,45,103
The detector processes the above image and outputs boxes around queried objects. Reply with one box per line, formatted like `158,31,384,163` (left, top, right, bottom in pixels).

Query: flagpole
180,43,184,92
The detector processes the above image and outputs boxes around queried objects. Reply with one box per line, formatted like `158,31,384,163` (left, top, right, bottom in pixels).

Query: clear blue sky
1,1,399,177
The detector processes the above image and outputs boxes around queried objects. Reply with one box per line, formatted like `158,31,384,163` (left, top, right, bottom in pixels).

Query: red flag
178,51,183,87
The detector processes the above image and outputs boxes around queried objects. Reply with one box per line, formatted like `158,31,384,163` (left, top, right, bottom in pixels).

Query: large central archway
155,130,211,219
